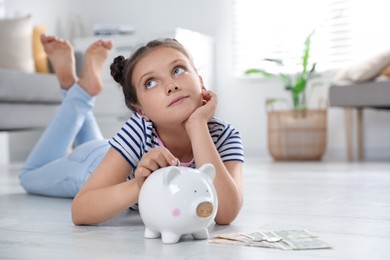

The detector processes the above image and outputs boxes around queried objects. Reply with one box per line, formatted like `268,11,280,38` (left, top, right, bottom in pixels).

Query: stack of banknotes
210,229,331,250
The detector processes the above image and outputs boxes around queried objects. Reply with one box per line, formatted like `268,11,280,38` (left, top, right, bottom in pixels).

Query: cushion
0,15,35,73
334,48,390,83
33,25,49,73
381,64,390,78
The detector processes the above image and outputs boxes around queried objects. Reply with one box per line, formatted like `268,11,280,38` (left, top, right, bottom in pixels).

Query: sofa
329,80,390,161
0,68,61,130
0,68,62,164
0,15,63,130
328,44,390,161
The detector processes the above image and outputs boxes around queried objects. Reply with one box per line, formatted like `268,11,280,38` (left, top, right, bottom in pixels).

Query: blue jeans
20,84,110,197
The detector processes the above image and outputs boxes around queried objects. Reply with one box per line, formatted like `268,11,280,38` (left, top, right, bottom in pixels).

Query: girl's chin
157,102,200,123
170,107,197,122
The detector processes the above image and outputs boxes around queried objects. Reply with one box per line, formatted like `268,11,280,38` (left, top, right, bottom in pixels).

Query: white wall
4,0,82,37
4,0,390,161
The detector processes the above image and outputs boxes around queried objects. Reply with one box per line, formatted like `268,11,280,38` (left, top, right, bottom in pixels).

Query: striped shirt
109,112,244,178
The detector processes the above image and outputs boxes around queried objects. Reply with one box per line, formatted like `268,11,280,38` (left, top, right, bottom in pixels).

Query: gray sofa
329,80,390,161
0,68,62,130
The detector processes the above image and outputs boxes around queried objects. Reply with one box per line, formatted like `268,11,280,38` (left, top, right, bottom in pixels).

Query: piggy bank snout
196,201,214,218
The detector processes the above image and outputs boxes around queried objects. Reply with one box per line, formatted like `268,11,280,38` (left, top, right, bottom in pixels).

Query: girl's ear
132,103,150,121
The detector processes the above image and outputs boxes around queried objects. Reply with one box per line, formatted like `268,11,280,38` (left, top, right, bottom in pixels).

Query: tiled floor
1,158,390,259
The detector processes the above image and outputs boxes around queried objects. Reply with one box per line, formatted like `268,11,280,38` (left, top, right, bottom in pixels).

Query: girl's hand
134,147,179,188
185,89,218,131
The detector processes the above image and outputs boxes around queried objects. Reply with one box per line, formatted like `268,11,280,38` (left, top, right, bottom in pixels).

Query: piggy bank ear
198,163,215,183
163,166,181,186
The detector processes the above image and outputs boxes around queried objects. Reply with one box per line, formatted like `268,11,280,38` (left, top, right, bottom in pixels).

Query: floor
1,158,390,260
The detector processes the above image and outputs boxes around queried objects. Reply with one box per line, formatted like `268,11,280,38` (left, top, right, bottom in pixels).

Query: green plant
245,32,316,111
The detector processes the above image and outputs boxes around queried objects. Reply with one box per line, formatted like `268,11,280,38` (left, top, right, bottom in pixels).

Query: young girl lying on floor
20,34,244,225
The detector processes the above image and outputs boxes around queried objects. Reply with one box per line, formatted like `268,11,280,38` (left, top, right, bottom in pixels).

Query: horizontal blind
232,0,365,76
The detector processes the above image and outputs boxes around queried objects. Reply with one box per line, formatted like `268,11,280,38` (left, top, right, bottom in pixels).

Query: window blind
232,0,388,77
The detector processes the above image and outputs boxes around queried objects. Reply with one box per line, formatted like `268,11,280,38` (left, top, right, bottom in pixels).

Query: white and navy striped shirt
109,112,244,177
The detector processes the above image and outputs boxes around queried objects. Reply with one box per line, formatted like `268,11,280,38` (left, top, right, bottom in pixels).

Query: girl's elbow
71,207,81,225
71,199,85,225
72,212,83,226
214,204,242,225
214,212,238,225
72,217,82,226
215,218,233,225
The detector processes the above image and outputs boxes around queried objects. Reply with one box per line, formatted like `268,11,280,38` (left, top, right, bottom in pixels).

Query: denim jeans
20,84,110,197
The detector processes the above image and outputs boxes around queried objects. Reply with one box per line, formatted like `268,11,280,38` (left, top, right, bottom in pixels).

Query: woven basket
267,109,327,160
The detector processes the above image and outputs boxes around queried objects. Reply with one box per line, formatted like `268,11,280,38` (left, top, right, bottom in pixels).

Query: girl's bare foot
78,40,113,96
40,34,78,89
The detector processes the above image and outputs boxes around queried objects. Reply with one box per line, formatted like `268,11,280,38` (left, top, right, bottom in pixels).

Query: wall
4,0,82,37
4,0,390,161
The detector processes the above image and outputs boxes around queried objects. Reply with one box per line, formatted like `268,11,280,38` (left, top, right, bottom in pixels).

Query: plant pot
267,109,327,160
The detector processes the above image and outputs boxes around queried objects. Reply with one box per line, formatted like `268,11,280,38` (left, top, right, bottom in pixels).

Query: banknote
210,229,331,250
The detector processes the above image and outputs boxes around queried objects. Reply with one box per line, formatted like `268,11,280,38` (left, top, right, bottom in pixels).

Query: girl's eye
173,66,185,76
145,79,157,89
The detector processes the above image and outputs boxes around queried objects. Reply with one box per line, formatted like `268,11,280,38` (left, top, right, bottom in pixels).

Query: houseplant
245,31,316,110
245,31,327,160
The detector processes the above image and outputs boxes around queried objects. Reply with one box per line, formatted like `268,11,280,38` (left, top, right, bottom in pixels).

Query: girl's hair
110,38,195,111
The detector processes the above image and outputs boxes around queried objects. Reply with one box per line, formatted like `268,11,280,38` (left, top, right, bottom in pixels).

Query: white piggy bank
138,163,218,244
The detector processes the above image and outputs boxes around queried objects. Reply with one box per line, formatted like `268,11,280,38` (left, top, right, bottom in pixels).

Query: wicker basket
267,109,327,160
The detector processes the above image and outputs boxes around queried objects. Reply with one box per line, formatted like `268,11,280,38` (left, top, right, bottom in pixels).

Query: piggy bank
138,163,218,244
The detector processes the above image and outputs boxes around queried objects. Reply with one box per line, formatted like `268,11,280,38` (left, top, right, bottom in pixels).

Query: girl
20,34,244,226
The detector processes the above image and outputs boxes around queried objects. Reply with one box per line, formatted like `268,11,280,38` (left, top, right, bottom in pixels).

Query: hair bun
110,55,126,83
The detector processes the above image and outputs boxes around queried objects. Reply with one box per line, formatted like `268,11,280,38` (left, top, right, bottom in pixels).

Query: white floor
1,158,390,260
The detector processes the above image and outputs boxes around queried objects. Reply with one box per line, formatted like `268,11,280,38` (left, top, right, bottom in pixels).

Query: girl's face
131,46,204,126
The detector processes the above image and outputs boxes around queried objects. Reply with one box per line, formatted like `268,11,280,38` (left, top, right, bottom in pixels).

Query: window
232,0,390,76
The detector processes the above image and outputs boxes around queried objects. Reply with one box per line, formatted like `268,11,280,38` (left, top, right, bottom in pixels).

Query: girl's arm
72,146,178,225
185,90,243,225
72,148,137,225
